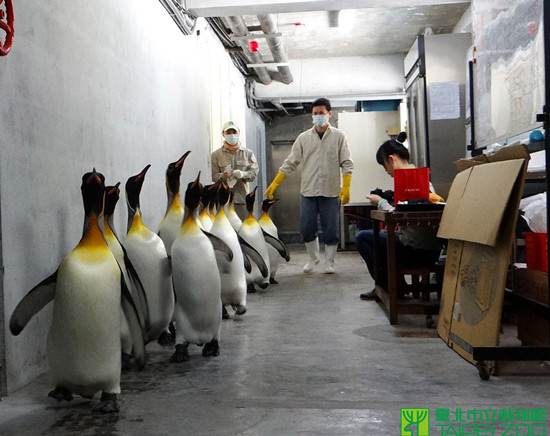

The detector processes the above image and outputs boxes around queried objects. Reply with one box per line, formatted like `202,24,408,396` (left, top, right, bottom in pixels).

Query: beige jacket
211,146,258,204
279,124,354,197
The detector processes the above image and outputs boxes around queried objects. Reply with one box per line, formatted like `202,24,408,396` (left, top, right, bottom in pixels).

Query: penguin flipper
120,273,146,370
242,252,252,273
203,230,234,261
10,271,58,335
238,236,268,278
121,246,151,332
262,230,291,261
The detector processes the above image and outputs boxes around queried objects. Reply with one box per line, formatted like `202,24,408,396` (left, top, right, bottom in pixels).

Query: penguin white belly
158,208,183,253
47,250,122,398
124,230,174,343
209,215,246,308
198,213,213,232
260,221,281,278
171,233,221,345
266,244,280,277
239,220,270,287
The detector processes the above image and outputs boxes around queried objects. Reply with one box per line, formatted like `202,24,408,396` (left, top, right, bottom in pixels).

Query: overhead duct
257,14,294,85
226,16,272,85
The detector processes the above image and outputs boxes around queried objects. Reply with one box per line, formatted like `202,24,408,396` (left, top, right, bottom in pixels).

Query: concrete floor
1,246,550,435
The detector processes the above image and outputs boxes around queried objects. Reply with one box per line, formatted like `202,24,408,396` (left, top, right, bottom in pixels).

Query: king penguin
209,181,250,318
103,183,150,369
124,165,175,345
227,190,243,232
158,151,191,253
170,172,224,362
238,187,271,291
259,198,291,284
9,169,145,414
197,183,216,231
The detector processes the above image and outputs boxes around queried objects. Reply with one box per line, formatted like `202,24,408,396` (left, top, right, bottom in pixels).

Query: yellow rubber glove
339,174,352,205
429,192,445,203
264,172,286,199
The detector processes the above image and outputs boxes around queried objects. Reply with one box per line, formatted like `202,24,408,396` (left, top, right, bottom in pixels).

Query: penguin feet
169,343,190,363
232,304,247,316
157,323,176,346
202,339,220,357
94,392,119,414
258,282,269,289
121,352,132,371
269,277,278,284
48,387,73,402
247,283,257,293
222,306,230,320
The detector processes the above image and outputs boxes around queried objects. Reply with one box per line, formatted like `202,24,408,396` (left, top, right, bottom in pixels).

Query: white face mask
312,114,327,127
225,134,239,145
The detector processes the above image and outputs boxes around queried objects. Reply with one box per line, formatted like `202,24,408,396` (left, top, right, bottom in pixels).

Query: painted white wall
252,55,405,102
0,0,262,393
339,112,398,204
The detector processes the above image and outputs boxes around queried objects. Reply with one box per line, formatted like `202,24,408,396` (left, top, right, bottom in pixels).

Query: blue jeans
355,229,441,285
300,195,340,245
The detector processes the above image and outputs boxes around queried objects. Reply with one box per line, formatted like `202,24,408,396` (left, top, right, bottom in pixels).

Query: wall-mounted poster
472,0,544,147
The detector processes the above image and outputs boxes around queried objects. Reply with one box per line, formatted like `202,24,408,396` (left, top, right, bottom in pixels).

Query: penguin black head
201,184,215,208
166,151,191,195
217,181,230,207
207,184,218,210
104,183,121,218
245,186,258,213
125,165,151,211
81,168,106,218
261,198,278,213
184,172,203,211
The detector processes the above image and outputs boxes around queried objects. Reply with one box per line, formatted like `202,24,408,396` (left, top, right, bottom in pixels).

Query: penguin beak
176,150,191,168
135,164,151,183
191,171,201,188
87,168,102,185
107,182,121,196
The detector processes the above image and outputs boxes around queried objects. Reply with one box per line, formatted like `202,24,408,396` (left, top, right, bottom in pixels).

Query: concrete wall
0,0,263,393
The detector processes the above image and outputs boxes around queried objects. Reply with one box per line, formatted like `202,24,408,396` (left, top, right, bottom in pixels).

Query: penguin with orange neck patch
259,198,290,284
124,165,174,346
238,187,270,291
158,151,191,253
103,183,149,369
10,169,144,413
170,172,226,362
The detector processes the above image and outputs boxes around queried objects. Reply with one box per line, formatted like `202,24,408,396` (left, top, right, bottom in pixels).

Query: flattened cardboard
437,147,529,365
437,159,525,246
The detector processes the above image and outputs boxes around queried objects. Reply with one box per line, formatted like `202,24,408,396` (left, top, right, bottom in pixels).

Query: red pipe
0,0,14,56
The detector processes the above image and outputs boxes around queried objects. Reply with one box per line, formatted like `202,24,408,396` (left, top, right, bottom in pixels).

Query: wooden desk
370,209,444,324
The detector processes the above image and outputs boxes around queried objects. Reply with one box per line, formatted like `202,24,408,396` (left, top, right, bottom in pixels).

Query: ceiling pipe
257,14,294,85
226,16,272,85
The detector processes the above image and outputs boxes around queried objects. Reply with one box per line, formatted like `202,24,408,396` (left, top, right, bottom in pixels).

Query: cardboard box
437,145,529,365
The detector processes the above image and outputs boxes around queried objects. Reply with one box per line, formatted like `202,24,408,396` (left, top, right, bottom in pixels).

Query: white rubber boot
303,238,320,273
324,244,338,274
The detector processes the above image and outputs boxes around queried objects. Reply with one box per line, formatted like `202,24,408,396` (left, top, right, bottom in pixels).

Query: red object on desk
393,168,430,203
524,232,548,272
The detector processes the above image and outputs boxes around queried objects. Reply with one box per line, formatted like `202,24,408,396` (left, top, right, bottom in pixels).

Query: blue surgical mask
312,114,327,127
225,134,239,145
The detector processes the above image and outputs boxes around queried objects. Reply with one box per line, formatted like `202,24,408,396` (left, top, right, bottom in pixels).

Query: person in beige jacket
211,121,259,219
265,98,354,274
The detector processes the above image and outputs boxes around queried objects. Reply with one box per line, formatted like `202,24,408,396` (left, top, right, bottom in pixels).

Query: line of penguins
9,151,290,414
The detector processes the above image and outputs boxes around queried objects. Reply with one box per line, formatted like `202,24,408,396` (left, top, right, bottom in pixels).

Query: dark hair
311,97,331,112
396,131,407,143
376,140,410,165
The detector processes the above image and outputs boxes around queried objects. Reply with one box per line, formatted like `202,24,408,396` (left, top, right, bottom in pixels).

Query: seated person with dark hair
357,140,444,300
